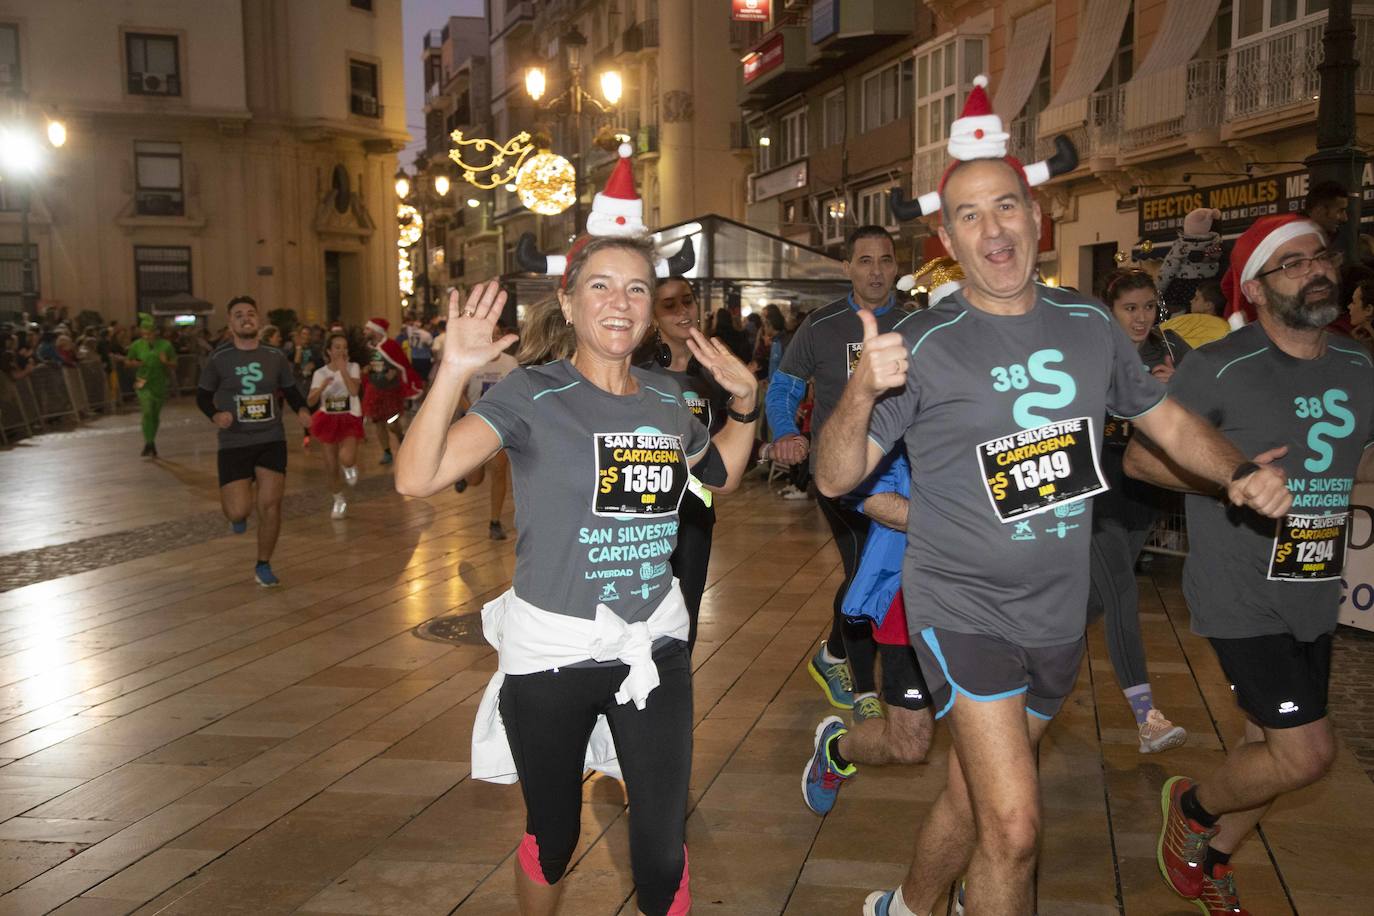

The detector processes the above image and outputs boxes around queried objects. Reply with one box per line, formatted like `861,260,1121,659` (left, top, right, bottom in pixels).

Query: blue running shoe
807,643,855,709
230,519,248,535
254,562,280,588
802,716,854,815
863,890,896,916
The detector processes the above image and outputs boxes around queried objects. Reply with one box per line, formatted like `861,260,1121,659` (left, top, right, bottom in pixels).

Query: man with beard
198,296,312,587
1126,214,1374,915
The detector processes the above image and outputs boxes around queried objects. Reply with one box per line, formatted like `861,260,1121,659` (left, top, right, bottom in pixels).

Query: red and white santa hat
365,317,390,337
947,76,1010,161
1221,214,1325,329
587,143,645,237
895,75,1077,219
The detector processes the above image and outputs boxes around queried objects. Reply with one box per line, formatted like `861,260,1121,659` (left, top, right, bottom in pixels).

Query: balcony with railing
1226,17,1325,120
621,19,659,53
423,30,443,52
1083,87,1124,160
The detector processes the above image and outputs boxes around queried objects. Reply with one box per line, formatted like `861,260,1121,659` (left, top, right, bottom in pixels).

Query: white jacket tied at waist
471,582,689,785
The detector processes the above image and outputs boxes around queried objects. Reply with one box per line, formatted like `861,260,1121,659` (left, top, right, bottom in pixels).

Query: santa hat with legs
515,143,695,283
889,75,1079,221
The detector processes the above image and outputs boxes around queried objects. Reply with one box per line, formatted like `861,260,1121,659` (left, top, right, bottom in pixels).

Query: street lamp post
0,118,66,320
523,25,620,236
1306,0,1367,263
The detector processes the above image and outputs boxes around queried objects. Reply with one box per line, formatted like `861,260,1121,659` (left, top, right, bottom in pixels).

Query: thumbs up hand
851,309,909,399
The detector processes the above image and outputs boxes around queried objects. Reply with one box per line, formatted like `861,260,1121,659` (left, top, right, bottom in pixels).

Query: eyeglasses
1255,249,1344,281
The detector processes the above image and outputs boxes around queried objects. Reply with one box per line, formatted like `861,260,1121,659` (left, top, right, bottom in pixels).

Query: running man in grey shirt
765,225,913,716
196,295,311,588
1126,215,1374,913
816,158,1292,916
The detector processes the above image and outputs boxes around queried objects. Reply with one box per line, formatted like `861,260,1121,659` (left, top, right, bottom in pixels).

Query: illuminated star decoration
448,130,535,190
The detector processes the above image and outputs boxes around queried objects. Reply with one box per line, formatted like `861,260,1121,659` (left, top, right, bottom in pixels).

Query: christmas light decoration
448,130,535,190
397,202,423,301
515,151,577,215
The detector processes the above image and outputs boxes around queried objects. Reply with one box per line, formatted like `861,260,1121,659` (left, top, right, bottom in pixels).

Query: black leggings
498,643,693,915
816,494,878,694
670,497,715,653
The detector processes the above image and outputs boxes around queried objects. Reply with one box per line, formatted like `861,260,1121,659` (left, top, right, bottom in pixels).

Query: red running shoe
1195,863,1249,915
1158,775,1217,900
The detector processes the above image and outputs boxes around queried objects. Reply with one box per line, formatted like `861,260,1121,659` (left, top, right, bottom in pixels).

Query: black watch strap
727,404,760,423
1230,461,1260,483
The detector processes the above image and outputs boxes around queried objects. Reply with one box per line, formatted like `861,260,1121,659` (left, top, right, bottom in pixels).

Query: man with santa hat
362,317,423,466
814,75,1294,916
1127,213,1373,916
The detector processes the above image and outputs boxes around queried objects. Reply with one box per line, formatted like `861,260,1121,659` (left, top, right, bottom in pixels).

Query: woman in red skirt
308,333,364,518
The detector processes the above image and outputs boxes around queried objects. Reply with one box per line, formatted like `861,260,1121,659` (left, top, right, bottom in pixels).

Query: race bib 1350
594,432,689,517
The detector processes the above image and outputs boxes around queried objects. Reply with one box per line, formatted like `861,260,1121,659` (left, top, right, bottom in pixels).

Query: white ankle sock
819,644,843,665
889,886,920,916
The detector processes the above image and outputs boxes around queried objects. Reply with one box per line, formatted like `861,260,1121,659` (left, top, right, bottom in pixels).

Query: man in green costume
124,313,177,457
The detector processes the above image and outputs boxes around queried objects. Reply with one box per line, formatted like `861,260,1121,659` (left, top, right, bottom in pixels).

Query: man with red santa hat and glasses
1126,213,1374,916
362,317,424,466
814,76,1294,916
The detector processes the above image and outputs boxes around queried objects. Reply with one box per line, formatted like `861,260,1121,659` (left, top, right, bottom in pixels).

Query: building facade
414,0,753,297
739,0,940,269
736,0,1374,295
0,0,408,327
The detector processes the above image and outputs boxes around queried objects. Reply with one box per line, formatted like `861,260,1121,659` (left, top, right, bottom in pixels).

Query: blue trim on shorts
920,628,1027,720
1026,706,1054,721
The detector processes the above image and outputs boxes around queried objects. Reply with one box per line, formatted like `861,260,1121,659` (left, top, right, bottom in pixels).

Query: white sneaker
342,466,358,486
331,493,347,519
780,484,810,500
1138,708,1187,753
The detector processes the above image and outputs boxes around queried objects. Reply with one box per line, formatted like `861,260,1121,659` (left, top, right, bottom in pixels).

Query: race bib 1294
594,432,689,517
978,417,1107,523
1268,512,1349,582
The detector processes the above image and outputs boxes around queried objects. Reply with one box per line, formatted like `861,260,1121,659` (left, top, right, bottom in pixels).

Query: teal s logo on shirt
235,362,264,394
990,348,1078,428
1298,389,1355,473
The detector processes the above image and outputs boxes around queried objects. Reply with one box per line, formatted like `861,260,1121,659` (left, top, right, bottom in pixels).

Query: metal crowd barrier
173,353,200,395
1143,493,1189,557
77,358,115,415
0,373,36,444
28,364,81,424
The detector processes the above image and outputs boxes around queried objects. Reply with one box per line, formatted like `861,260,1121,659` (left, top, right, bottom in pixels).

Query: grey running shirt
470,360,710,629
198,343,297,448
779,295,911,435
867,286,1167,647
1168,324,1374,641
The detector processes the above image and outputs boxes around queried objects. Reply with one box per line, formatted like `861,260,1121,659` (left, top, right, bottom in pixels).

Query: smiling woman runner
307,333,364,519
395,235,758,916
640,277,731,653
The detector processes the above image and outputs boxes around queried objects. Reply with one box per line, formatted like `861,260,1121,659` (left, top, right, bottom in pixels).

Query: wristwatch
1230,461,1260,483
727,403,760,423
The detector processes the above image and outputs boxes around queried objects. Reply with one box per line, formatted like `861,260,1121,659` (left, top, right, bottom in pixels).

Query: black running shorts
1209,631,1332,729
913,627,1085,721
879,643,932,711
218,440,288,487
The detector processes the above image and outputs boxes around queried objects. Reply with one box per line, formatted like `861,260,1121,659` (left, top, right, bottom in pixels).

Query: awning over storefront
1038,0,1133,133
502,214,850,314
1124,0,1223,129
992,5,1054,119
